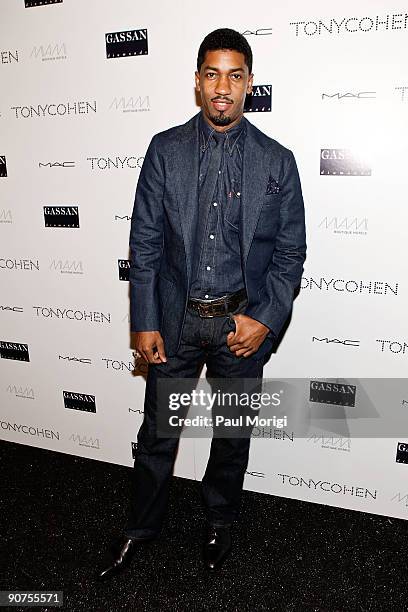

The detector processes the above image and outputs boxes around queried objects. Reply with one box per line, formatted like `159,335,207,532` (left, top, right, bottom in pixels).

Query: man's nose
215,75,231,95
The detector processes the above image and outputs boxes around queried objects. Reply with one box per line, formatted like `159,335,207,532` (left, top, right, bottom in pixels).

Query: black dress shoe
202,524,232,571
96,534,151,581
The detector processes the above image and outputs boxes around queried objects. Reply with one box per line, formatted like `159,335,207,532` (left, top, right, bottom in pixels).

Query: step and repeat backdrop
1,0,408,520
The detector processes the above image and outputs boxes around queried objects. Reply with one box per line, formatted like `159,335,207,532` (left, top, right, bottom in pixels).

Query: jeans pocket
227,313,236,330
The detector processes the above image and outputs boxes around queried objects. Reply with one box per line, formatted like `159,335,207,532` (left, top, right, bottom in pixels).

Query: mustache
211,96,233,103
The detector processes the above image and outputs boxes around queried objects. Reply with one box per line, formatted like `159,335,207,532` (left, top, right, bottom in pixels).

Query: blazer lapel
240,119,270,265
172,112,201,281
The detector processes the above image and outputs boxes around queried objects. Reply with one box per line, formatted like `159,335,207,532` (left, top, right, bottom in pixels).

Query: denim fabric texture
124,295,265,539
128,110,306,358
126,109,306,537
189,112,246,299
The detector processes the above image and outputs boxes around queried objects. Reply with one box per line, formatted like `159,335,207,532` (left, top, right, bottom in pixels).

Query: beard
208,111,234,126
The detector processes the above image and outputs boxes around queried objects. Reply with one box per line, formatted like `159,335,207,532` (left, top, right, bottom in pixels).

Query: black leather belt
187,288,247,318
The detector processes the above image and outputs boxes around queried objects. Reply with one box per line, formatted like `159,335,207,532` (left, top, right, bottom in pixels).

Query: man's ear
247,72,254,95
195,71,201,92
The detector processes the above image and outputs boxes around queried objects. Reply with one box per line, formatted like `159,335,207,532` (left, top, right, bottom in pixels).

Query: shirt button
206,266,211,270
237,192,241,196
209,234,214,239
205,294,209,298
218,170,221,174
213,202,218,207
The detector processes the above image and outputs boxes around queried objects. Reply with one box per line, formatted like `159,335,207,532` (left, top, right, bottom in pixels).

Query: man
97,28,306,580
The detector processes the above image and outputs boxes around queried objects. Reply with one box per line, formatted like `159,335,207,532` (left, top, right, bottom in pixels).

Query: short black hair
197,28,253,74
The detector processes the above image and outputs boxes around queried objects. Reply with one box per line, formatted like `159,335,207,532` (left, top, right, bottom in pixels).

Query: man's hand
134,331,167,364
227,314,270,358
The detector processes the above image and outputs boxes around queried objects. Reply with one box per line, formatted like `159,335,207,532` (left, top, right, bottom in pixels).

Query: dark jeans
123,294,265,540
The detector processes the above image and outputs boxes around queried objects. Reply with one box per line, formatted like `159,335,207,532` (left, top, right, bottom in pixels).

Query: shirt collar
199,110,246,156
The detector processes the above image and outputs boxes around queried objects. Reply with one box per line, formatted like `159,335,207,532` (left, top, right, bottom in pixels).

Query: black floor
1,440,408,612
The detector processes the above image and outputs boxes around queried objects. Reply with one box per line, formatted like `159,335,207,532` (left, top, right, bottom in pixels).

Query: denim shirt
189,111,246,299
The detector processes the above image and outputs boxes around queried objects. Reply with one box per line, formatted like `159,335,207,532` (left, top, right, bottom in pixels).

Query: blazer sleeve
245,149,307,339
128,134,165,332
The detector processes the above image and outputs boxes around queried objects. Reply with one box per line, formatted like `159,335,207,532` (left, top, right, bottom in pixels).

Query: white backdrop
1,0,408,520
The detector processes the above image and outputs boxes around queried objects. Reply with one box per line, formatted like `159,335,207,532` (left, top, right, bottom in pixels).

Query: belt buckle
198,302,214,318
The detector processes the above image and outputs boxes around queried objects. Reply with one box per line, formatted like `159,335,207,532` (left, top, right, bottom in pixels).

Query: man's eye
231,74,241,79
206,72,216,78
